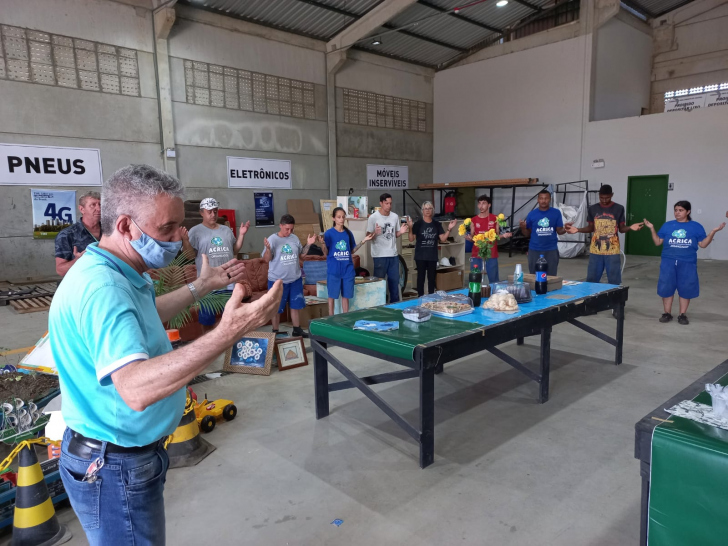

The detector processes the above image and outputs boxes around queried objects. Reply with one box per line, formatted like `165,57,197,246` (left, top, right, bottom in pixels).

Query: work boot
677,314,689,325
659,313,673,323
291,326,309,339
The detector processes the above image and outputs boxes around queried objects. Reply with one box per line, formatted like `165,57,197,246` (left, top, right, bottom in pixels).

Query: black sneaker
678,314,689,325
659,313,673,323
291,326,309,339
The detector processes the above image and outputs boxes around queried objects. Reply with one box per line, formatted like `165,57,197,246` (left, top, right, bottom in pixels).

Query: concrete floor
1,253,727,545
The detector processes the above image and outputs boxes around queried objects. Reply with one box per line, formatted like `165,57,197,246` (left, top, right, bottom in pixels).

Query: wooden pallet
9,296,53,314
0,282,57,306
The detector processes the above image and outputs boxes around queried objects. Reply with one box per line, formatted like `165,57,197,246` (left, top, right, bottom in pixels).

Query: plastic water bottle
535,255,548,295
469,264,482,307
514,264,523,283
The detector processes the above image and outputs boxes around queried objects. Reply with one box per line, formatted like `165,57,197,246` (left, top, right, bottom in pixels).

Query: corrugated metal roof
181,0,697,69
358,29,462,65
387,3,493,49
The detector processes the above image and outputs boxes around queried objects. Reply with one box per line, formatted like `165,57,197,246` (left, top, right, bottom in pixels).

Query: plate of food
482,291,519,313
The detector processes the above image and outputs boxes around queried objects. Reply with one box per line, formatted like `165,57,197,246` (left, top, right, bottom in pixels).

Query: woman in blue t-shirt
644,200,724,325
323,207,374,315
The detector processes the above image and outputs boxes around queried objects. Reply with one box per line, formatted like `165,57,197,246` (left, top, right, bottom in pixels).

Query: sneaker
678,314,689,325
659,313,673,323
291,326,309,339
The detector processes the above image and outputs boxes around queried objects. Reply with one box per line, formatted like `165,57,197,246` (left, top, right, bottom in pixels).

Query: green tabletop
649,371,728,545
309,307,483,361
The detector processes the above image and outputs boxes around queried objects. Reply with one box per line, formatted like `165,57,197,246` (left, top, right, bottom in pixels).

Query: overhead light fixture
372,36,382,45
496,0,508,6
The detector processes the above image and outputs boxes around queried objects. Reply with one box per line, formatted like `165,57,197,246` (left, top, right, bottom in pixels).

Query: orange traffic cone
12,445,71,546
166,405,215,469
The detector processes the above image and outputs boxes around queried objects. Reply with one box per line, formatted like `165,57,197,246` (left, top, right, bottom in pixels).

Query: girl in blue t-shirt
323,208,374,315
644,200,725,325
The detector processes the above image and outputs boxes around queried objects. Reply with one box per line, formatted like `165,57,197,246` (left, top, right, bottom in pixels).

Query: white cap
440,257,451,267
200,198,219,210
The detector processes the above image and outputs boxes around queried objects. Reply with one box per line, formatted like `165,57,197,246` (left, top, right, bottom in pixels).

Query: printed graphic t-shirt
526,208,563,252
470,214,499,259
265,234,303,283
324,227,356,278
188,224,237,282
587,203,626,255
413,219,444,262
367,211,400,258
657,220,706,263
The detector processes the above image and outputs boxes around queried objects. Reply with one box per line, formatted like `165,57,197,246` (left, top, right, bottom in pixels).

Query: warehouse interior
1,0,728,544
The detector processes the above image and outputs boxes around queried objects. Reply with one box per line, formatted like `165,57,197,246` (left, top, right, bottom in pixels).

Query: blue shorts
268,277,305,314
327,273,355,299
657,258,699,299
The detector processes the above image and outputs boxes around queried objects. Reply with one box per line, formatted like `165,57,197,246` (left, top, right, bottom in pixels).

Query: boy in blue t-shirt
644,200,724,325
519,190,567,276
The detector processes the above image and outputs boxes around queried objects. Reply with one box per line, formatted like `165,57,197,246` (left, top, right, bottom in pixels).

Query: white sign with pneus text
0,143,102,186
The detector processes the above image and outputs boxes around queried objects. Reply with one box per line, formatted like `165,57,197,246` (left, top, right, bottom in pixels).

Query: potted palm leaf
151,254,232,339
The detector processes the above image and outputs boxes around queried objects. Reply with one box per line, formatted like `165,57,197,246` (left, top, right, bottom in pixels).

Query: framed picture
275,337,308,371
223,332,275,376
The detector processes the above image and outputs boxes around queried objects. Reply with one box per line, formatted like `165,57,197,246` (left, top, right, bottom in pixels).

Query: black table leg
539,327,552,403
517,337,524,345
615,302,624,365
640,469,649,546
419,365,435,468
314,342,329,419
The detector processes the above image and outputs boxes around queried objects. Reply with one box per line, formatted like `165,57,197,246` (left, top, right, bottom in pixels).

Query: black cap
599,185,613,195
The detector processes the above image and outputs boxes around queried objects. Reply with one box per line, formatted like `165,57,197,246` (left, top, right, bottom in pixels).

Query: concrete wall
335,51,434,219
0,0,159,281
592,15,652,121
167,10,330,253
650,0,728,113
0,1,435,280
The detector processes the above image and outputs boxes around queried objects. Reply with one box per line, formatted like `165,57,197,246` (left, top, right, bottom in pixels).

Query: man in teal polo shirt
49,164,282,545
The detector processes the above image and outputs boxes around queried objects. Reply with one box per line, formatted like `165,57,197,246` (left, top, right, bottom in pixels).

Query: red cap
166,329,181,342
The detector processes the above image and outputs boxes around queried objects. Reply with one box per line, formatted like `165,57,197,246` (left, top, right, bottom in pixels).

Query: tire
222,404,237,421
200,415,216,433
398,254,408,290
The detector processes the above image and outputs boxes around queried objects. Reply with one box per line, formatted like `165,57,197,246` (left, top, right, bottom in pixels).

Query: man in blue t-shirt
519,189,566,276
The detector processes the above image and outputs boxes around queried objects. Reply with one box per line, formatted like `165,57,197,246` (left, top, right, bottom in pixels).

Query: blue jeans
485,258,500,283
373,256,400,303
59,428,168,545
587,254,622,285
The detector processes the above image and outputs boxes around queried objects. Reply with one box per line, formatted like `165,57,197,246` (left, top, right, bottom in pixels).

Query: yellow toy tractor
193,393,237,433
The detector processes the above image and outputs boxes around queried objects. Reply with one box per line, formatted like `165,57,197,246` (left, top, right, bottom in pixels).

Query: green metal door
625,175,669,256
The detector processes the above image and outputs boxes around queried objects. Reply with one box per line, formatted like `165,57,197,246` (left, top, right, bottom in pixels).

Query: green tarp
309,307,483,361
649,372,728,545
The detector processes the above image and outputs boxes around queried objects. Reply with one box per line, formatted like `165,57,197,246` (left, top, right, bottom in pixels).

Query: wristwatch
187,282,201,303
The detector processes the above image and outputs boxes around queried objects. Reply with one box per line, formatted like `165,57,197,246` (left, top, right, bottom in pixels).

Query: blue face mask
129,219,182,269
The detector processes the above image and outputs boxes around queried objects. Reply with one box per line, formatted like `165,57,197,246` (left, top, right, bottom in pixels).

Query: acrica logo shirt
658,220,707,263
525,208,563,252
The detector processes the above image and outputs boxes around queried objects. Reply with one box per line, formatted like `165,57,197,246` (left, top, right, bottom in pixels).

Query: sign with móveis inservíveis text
367,164,408,190
227,157,292,189
0,143,102,186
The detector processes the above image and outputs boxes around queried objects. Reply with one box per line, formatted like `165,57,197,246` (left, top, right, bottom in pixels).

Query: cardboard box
293,223,320,246
508,274,563,292
238,252,261,260
436,270,463,291
282,300,328,329
287,199,320,226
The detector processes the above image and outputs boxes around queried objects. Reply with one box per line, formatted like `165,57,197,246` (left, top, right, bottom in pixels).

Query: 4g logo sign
43,202,74,223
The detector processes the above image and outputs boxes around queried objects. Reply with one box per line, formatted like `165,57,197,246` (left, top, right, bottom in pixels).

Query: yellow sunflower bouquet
457,217,472,237
472,229,499,260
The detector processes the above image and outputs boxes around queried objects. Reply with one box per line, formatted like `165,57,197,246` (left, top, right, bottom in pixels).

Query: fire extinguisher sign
366,164,409,190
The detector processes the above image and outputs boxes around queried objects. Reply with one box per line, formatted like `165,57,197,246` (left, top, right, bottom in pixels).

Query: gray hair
101,164,185,234
79,191,101,206
421,201,435,212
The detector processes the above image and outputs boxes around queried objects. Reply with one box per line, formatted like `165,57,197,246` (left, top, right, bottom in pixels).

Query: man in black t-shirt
566,185,643,284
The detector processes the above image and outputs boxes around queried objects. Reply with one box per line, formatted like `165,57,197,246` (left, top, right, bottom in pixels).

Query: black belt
67,430,164,459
